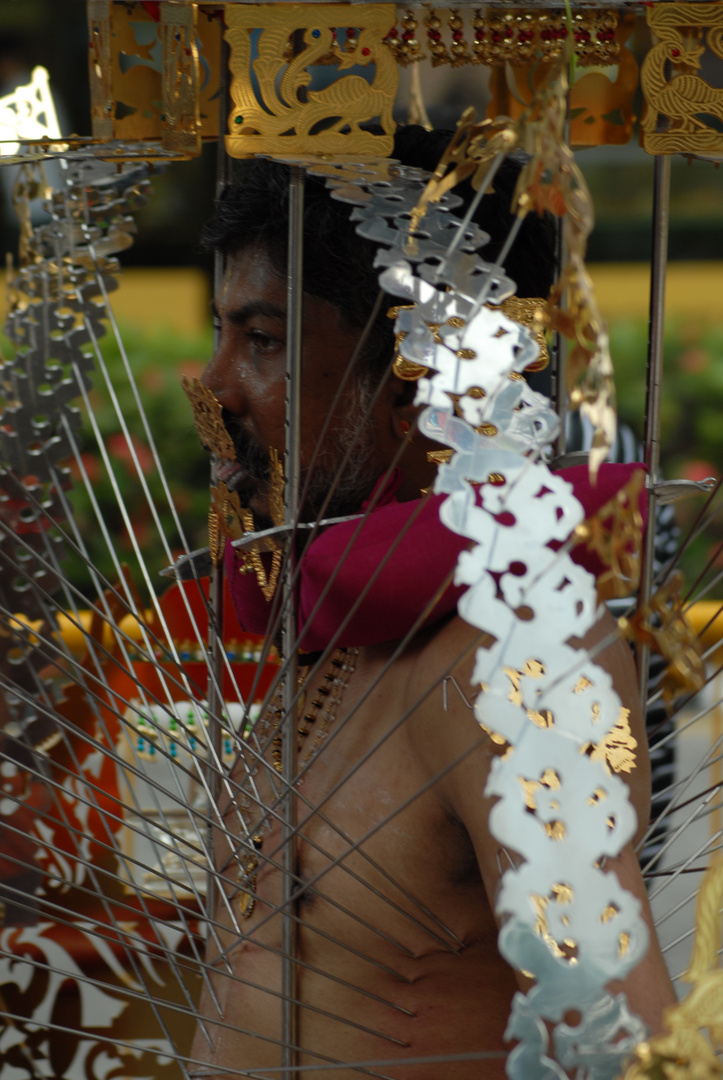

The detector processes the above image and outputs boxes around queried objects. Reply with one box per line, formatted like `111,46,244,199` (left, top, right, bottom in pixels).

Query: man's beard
221,381,379,533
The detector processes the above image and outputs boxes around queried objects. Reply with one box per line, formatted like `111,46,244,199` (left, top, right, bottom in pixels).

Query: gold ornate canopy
82,1,723,161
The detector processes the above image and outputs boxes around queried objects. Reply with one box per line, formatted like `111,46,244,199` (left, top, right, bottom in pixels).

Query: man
190,127,675,1079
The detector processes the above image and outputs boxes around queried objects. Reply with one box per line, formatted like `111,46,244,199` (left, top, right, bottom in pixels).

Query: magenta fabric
225,463,648,651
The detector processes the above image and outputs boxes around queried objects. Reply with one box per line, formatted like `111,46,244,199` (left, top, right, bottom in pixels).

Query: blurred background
1,0,723,597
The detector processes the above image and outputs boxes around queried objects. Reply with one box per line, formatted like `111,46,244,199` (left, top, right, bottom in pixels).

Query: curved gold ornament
623,859,723,1080
642,3,723,158
574,468,645,601
225,4,398,159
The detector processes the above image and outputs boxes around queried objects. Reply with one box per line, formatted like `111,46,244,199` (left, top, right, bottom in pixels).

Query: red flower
107,432,154,476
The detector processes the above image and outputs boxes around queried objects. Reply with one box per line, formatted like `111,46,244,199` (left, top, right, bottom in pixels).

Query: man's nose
201,351,245,416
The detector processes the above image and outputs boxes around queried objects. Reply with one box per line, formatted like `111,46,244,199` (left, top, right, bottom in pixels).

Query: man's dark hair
202,125,556,385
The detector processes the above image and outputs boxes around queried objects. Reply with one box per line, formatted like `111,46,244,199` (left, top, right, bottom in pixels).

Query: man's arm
409,610,676,1038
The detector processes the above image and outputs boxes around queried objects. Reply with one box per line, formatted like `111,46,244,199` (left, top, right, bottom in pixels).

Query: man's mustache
221,409,270,481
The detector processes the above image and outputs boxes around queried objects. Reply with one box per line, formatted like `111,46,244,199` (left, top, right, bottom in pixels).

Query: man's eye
246,330,278,354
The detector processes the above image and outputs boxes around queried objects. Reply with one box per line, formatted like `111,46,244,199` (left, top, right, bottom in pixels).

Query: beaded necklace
272,647,358,770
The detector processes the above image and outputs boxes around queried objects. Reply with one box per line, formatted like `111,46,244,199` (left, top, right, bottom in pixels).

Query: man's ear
389,376,419,440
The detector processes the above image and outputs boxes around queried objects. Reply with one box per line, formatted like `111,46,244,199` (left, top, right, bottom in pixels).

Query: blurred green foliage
60,321,213,602
610,316,723,597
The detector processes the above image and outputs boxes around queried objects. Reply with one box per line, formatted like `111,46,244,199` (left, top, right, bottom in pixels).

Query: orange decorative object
486,11,638,148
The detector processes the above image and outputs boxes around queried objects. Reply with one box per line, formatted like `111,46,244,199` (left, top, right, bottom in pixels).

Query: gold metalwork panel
224,4,398,159
87,1,222,149
642,1,723,157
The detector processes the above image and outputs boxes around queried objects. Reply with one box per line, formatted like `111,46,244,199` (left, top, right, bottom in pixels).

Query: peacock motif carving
224,4,397,159
642,3,723,156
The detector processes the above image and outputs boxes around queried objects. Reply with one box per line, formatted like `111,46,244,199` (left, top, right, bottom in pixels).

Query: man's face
202,246,394,530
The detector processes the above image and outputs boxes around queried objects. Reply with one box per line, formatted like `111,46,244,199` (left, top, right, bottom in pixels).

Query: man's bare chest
216,652,494,960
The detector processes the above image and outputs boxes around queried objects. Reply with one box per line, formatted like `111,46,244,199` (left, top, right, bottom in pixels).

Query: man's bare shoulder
402,615,498,789
408,614,493,698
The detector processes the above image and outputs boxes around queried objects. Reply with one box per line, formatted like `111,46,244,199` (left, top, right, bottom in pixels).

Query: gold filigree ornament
182,377,282,598
573,468,645,601
224,4,398,159
619,571,705,704
181,376,236,463
623,859,723,1080
642,3,723,159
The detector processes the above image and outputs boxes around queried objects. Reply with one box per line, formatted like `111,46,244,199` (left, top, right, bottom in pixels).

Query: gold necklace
236,648,358,918
271,648,358,770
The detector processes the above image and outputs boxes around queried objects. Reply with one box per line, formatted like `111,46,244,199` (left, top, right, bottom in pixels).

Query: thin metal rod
281,163,305,1080
206,35,233,933
554,87,572,458
638,154,671,703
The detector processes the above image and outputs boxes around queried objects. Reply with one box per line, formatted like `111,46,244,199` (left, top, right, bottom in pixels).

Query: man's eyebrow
210,299,286,324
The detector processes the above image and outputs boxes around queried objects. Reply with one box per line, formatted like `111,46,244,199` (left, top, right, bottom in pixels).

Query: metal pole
638,154,672,704
206,30,231,932
554,101,571,459
281,164,304,1079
